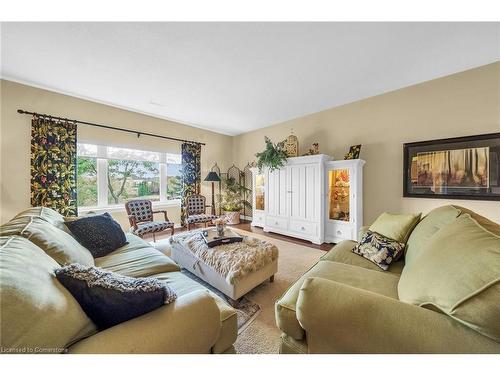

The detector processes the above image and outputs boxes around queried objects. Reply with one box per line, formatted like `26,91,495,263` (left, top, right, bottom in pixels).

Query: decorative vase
214,217,226,236
223,211,240,225
283,130,299,157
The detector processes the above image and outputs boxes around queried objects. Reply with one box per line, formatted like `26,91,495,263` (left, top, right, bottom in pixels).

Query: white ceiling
1,22,499,135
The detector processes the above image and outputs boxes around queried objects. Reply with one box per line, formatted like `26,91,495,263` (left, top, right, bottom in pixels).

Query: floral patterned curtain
180,142,201,226
31,115,78,216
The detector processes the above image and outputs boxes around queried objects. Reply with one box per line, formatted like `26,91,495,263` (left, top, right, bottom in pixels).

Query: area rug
151,229,324,353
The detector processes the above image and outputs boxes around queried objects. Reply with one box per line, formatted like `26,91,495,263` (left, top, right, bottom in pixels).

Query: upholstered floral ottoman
169,229,279,305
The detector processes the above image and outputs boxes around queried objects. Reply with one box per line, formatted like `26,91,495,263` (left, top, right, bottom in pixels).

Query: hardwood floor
150,220,334,251
230,221,334,251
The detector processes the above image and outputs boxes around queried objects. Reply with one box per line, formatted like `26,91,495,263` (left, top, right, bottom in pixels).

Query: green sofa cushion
454,206,500,236
0,236,96,352
95,234,181,277
398,214,500,342
13,206,71,233
405,205,461,265
1,216,94,266
369,212,421,243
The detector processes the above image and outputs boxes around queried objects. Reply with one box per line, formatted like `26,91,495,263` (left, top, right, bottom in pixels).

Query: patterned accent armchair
186,194,218,230
125,199,175,241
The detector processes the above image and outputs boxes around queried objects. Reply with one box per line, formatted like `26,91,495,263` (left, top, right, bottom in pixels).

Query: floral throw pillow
352,230,405,271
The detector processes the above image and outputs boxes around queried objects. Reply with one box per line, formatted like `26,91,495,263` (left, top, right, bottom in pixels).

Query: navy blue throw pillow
64,212,128,257
55,264,177,330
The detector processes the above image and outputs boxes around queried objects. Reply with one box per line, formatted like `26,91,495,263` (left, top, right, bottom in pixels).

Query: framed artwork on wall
403,132,500,201
344,144,362,160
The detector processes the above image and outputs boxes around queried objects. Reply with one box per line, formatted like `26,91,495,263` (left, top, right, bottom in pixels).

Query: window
166,154,182,200
77,156,98,207
76,143,182,210
107,159,160,204
76,144,98,208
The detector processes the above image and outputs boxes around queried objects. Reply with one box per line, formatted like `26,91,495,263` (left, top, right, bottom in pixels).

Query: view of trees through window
77,157,98,207
108,160,160,204
76,143,182,208
167,163,182,200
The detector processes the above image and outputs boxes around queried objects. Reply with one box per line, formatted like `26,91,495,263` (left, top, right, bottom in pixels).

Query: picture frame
403,133,500,201
344,144,361,160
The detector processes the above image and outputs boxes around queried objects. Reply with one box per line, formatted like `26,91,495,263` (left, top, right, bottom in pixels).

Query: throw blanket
169,230,279,285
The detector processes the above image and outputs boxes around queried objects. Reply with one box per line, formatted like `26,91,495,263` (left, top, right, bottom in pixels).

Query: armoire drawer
326,222,354,241
265,215,288,231
289,220,318,237
252,211,265,225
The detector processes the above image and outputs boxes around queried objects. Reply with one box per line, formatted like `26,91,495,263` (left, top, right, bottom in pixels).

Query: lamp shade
204,171,221,182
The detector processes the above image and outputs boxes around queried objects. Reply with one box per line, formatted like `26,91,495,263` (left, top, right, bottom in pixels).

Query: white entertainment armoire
250,154,332,244
251,155,364,244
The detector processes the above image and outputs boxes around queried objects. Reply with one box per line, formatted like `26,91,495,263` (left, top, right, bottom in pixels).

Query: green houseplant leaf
218,175,252,212
255,136,288,172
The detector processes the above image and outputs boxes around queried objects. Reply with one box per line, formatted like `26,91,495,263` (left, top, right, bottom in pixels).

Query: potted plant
219,175,252,225
255,136,288,172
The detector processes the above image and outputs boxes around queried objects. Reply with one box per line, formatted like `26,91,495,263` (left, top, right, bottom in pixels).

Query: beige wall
2,62,499,230
232,62,500,224
0,80,234,228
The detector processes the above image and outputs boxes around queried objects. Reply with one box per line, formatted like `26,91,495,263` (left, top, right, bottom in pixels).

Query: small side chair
125,199,175,241
185,194,218,230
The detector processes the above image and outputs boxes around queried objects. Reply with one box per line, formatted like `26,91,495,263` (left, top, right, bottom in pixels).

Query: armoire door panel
289,165,302,219
267,170,275,215
298,165,306,219
278,168,287,216
305,164,318,221
273,171,279,215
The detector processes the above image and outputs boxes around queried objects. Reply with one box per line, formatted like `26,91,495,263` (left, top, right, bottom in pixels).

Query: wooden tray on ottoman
202,228,243,248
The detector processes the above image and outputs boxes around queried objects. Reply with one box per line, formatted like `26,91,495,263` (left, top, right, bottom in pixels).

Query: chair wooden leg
205,222,208,227
171,226,175,235
153,233,156,242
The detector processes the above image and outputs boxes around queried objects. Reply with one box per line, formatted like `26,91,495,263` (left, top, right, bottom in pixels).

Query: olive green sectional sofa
0,207,237,354
275,205,500,354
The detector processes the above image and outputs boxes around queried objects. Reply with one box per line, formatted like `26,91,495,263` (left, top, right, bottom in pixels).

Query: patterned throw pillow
64,212,128,257
352,230,405,271
55,264,177,330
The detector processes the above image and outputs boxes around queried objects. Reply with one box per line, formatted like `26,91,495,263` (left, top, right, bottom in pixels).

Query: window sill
78,200,181,215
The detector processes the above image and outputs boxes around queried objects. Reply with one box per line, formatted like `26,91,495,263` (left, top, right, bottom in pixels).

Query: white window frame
77,143,182,214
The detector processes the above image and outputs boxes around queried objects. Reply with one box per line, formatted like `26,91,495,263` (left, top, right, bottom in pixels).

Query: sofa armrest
68,290,221,354
296,277,500,354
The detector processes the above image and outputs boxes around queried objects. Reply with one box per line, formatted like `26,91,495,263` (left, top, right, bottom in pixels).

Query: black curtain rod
17,109,206,146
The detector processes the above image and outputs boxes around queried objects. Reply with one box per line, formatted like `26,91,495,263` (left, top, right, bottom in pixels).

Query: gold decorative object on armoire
283,129,299,157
